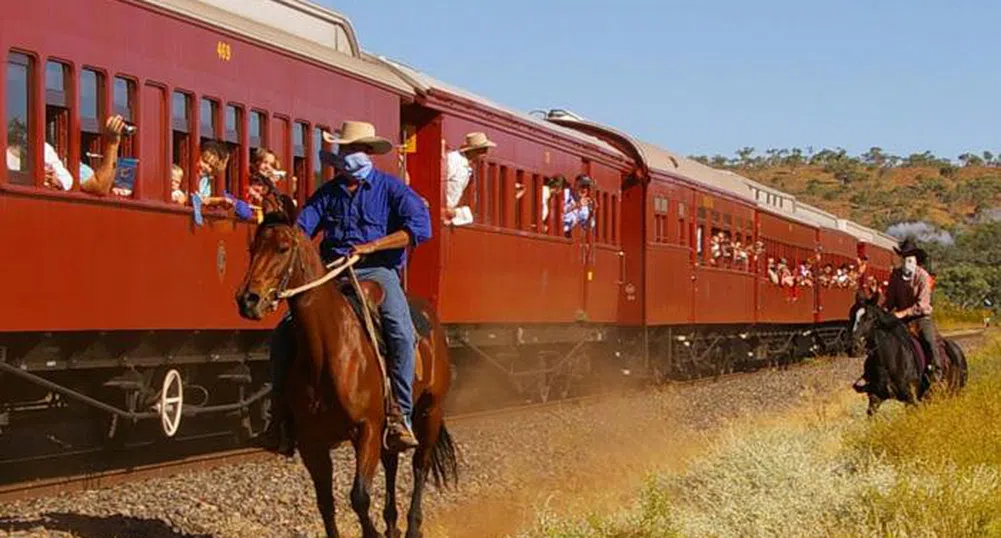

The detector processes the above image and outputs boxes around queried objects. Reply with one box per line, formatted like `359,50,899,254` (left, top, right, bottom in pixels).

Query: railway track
1,328,987,504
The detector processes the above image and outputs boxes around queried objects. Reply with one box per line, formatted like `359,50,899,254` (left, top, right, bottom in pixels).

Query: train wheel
157,369,184,438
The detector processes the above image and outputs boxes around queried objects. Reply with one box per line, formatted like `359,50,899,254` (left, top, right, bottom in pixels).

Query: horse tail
944,339,969,388
429,422,459,489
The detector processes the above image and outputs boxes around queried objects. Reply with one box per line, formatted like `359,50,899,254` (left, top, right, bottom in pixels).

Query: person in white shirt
443,131,496,226
8,115,128,194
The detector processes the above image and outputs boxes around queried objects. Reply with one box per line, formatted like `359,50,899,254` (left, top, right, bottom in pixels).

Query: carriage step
217,365,252,384
103,371,144,390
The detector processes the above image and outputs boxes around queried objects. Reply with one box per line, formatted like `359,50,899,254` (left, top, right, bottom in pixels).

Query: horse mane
871,305,915,351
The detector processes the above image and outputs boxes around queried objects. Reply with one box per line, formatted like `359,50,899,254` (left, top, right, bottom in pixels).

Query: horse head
235,184,301,320
849,289,883,356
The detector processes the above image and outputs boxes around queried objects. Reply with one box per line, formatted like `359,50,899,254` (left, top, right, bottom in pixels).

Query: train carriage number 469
216,41,232,62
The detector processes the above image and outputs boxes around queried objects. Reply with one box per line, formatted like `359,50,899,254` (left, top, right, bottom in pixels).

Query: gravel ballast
1,355,867,538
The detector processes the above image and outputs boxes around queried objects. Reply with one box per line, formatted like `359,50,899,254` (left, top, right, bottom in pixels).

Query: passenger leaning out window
444,131,496,226
194,140,233,209
36,115,129,195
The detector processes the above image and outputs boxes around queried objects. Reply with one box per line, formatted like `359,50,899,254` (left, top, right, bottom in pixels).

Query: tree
958,152,985,167
735,146,756,168
862,146,888,168
983,151,995,166
690,155,710,165
710,154,729,168
936,264,993,309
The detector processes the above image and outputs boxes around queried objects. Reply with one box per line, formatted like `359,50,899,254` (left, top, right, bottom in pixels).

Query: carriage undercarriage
0,321,849,479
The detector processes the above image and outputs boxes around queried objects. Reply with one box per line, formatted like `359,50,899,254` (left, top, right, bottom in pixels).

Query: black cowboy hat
894,237,928,264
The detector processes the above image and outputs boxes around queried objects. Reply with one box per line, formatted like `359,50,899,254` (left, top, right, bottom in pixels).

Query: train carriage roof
372,57,627,160
142,0,414,95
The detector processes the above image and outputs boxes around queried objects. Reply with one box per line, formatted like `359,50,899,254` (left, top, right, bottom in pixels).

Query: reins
276,252,361,299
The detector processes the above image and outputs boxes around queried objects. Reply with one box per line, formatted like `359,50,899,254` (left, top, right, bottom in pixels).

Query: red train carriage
0,0,413,461
0,0,903,470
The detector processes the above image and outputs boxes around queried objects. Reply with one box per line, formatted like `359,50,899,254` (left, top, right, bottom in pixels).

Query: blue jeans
269,266,416,423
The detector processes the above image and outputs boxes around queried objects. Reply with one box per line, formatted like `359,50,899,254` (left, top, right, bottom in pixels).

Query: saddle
338,281,432,381
903,321,948,373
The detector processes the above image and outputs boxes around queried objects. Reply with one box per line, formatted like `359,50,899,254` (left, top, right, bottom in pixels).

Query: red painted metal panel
438,227,580,324
755,212,818,324
646,245,694,324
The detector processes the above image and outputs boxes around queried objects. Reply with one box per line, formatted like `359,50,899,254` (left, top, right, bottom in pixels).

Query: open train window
678,202,687,246
45,60,71,181
6,52,32,184
224,104,242,195
113,76,136,158
312,125,332,187
498,165,508,227
696,225,704,259
171,91,192,192
293,121,308,198
531,173,541,232
249,110,266,154
271,115,290,195
80,69,105,182
514,169,525,230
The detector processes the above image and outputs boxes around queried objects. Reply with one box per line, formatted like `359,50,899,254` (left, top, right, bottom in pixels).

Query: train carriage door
399,104,443,307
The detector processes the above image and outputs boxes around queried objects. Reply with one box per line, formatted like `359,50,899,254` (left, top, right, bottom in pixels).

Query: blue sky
322,0,998,160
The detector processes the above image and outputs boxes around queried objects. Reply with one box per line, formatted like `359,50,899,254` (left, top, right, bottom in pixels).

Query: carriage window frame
249,109,267,151
79,67,106,177
44,59,73,180
6,50,35,185
170,90,193,196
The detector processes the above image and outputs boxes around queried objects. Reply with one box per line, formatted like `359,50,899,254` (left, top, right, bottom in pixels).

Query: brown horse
235,193,457,538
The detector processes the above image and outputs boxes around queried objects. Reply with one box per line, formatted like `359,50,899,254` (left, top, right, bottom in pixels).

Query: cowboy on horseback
883,237,943,384
266,120,431,454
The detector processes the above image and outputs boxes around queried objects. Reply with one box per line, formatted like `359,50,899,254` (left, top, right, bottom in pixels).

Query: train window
312,125,332,186
531,173,541,232
80,69,105,178
200,97,218,140
293,121,308,196
483,162,496,225
45,61,71,172
171,91,192,190
249,110,266,152
514,169,525,230
224,104,242,194
697,207,706,220
498,165,508,227
113,77,136,158
271,115,290,195
6,52,32,184
696,225,704,259
723,214,732,226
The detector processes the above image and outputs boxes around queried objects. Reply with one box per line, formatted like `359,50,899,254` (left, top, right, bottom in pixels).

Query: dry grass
520,336,1001,538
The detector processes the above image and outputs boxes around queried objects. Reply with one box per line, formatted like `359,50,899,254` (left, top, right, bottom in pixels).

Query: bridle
259,224,303,312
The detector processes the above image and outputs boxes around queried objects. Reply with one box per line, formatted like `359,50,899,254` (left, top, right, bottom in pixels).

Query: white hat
321,121,393,155
458,132,497,153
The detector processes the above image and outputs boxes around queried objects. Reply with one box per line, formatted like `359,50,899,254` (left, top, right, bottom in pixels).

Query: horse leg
351,423,383,538
405,407,441,538
382,450,401,538
300,442,339,538
866,393,883,416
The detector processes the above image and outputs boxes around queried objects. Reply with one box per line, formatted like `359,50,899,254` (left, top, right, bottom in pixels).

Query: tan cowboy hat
458,132,497,153
321,121,393,155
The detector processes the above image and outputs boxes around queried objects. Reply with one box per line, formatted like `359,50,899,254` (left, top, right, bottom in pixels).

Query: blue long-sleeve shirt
296,168,431,269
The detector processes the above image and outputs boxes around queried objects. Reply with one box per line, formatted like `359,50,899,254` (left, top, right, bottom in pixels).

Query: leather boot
385,401,418,452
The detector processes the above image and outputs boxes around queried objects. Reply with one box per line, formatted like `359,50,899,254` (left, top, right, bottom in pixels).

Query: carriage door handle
617,250,626,284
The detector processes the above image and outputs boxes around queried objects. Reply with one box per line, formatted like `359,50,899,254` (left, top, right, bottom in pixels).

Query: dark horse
235,193,457,538
848,292,968,415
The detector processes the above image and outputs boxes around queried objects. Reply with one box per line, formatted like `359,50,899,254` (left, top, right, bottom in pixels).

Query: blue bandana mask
341,152,373,180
